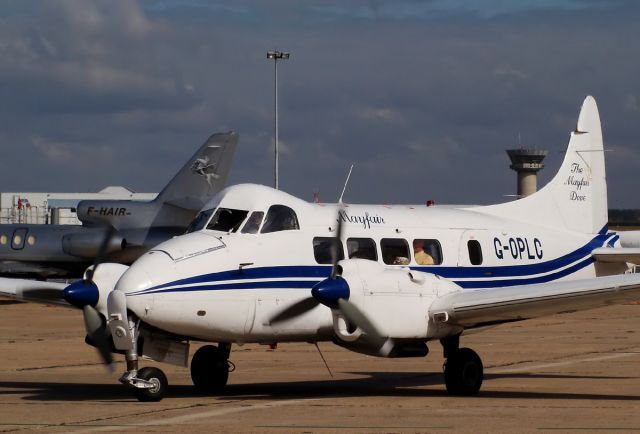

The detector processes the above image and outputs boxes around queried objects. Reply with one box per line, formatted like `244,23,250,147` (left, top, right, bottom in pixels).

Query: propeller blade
269,297,320,324
330,205,344,279
85,225,117,283
337,298,386,347
82,305,113,367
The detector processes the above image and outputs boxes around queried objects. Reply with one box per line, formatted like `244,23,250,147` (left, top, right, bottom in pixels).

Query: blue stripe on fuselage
127,232,612,296
453,256,594,288
142,265,330,293
134,279,319,296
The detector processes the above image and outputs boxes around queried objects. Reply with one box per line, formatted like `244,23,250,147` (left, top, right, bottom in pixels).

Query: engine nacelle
84,263,130,317
330,259,463,356
62,230,126,258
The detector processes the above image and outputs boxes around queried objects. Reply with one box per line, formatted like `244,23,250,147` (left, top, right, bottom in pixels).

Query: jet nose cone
311,276,350,309
63,280,99,308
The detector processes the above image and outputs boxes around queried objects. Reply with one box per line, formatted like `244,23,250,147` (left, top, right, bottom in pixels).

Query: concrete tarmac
0,298,639,433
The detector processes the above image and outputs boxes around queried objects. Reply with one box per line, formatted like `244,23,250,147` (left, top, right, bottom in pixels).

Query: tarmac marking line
67,398,320,433
256,425,453,430
487,351,640,374
538,428,640,431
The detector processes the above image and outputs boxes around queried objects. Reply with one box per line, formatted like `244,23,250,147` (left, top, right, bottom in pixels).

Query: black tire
444,347,483,396
133,367,168,402
190,345,229,393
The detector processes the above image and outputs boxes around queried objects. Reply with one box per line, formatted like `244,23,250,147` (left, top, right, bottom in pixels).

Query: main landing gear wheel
133,367,168,402
444,347,483,396
191,345,229,393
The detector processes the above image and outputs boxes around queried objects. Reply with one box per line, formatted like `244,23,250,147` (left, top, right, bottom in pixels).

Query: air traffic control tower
506,148,548,197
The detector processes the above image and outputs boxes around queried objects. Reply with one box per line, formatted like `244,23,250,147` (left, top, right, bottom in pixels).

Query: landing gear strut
441,335,483,396
111,312,169,402
191,344,231,393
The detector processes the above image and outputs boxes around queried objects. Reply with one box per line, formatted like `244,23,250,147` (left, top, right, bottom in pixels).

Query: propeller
83,305,113,365
268,205,346,324
269,205,390,352
269,297,320,324
63,225,117,367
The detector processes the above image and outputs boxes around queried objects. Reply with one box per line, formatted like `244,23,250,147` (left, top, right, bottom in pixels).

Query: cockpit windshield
185,208,215,233
261,205,300,233
206,208,249,232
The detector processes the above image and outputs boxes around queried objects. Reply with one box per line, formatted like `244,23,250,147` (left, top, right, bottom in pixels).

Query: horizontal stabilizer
617,230,640,248
429,273,640,329
592,247,640,264
0,278,69,307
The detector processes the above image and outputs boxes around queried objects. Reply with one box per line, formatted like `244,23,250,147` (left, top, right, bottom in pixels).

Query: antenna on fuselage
338,164,354,204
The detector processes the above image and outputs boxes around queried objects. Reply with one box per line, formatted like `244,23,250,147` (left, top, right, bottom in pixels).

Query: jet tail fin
154,131,238,211
478,96,607,234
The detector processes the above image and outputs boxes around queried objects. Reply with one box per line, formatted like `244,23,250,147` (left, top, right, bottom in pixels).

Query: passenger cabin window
468,240,483,265
381,238,410,265
206,208,249,233
185,208,215,233
261,205,300,233
413,239,443,265
313,237,345,264
11,228,27,250
241,211,264,234
347,238,378,261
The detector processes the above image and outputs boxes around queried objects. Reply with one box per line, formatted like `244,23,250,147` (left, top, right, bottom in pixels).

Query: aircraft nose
115,263,154,296
63,280,99,308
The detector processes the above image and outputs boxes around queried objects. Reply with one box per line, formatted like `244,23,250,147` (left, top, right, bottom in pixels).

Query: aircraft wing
429,273,640,329
592,247,640,264
0,277,70,307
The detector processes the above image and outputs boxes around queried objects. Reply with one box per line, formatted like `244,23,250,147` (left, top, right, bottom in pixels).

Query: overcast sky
0,0,638,208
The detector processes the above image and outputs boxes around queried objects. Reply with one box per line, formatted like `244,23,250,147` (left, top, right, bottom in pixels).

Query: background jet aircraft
0,131,238,279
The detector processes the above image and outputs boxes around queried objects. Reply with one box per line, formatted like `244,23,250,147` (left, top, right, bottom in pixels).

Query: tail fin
154,131,238,211
478,96,607,234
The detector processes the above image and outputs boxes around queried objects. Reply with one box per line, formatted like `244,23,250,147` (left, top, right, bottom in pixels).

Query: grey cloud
0,0,638,209
0,0,198,115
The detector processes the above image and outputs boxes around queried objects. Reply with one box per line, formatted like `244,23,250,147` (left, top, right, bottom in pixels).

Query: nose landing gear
109,311,170,402
118,346,170,402
131,367,169,402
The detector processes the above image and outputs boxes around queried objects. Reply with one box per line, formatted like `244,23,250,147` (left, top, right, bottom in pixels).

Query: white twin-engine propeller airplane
3,96,640,402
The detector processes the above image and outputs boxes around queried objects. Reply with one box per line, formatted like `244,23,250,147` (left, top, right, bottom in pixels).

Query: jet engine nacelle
62,230,126,258
328,260,464,357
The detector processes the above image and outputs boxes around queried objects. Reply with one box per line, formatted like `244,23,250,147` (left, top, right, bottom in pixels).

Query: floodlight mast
266,50,290,190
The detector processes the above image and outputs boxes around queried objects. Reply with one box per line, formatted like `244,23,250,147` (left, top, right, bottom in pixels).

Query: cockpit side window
185,208,215,233
241,211,264,234
313,237,344,264
206,208,249,233
260,205,300,233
